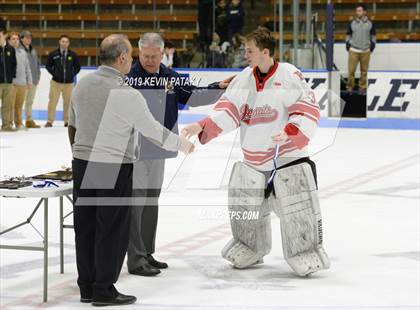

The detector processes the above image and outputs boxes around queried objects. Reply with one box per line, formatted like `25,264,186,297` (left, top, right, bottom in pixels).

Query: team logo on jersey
293,71,305,81
240,104,278,125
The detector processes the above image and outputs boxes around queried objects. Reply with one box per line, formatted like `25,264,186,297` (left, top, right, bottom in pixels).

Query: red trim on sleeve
284,123,310,149
214,99,240,128
288,102,320,123
198,117,223,145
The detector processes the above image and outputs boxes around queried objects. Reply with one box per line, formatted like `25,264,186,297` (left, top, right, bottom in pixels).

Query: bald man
69,34,193,306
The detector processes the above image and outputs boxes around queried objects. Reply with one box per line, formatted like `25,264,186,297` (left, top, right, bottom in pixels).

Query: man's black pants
72,158,133,300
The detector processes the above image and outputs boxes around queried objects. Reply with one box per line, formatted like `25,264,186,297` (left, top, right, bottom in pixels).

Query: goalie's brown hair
245,27,276,57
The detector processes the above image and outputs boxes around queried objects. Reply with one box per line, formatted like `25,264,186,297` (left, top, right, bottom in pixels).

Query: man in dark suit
126,32,232,277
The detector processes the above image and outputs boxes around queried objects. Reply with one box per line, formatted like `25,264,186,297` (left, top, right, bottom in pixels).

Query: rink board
30,68,420,123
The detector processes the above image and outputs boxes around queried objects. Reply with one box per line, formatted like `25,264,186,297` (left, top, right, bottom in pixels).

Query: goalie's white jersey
198,62,320,171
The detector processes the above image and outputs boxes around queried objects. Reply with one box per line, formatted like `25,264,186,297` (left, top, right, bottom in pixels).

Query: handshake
178,122,290,155
178,122,203,155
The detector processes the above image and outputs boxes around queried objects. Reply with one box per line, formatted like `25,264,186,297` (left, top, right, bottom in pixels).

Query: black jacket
126,60,224,160
0,44,17,84
45,48,80,83
215,5,228,42
227,3,245,31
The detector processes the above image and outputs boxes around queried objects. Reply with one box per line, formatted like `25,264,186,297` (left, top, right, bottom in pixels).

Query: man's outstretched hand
218,75,236,89
179,136,195,154
181,122,203,139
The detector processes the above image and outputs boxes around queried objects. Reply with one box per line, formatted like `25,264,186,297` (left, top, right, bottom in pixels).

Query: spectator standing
8,32,32,130
45,35,80,127
226,0,245,42
215,0,228,43
345,4,376,93
20,30,41,128
0,27,17,131
198,0,214,46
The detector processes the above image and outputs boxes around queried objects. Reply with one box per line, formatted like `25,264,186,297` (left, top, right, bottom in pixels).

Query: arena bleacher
1,0,419,65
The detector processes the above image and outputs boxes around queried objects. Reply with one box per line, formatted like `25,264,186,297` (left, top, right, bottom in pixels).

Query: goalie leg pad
222,162,272,268
221,238,262,269
272,162,330,276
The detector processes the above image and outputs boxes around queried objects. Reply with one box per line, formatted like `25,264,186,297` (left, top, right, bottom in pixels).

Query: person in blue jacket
126,32,233,277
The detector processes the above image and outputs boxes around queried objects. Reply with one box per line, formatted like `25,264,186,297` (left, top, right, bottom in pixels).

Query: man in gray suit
69,34,194,305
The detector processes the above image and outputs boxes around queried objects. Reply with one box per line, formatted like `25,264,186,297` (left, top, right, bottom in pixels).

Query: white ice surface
0,116,419,309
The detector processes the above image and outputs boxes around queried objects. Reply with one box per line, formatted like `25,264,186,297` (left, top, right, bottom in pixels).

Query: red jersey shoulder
293,71,305,81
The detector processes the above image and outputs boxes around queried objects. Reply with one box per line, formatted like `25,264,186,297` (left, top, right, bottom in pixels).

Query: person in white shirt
161,41,175,68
